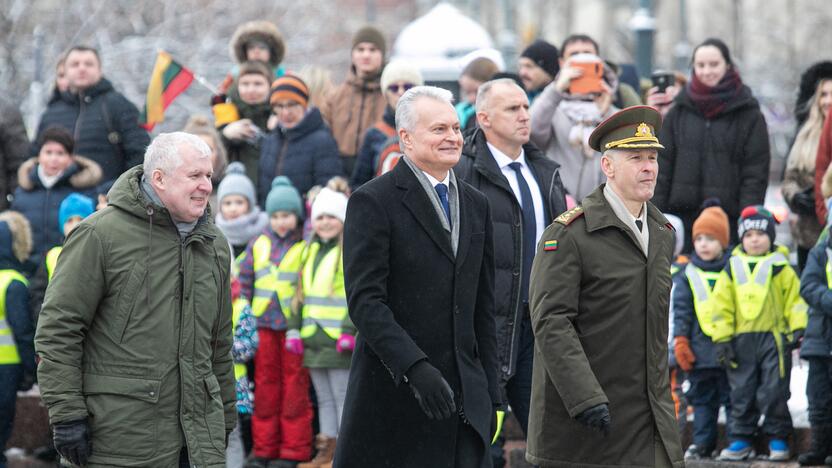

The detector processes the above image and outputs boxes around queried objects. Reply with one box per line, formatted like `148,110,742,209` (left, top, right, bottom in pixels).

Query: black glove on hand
53,418,92,467
791,189,816,216
575,403,611,436
405,360,456,420
715,341,736,368
17,371,35,392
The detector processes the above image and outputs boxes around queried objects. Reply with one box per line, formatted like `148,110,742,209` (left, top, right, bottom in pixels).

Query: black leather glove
17,371,34,392
575,403,611,436
790,329,805,351
715,341,736,369
405,360,456,420
53,418,92,466
790,188,816,216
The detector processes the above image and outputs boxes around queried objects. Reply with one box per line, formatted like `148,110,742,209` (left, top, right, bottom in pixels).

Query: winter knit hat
352,26,387,57
59,193,95,228
738,205,777,243
217,162,257,210
692,206,730,249
380,60,424,93
270,74,310,108
311,187,348,223
521,39,560,78
265,176,303,218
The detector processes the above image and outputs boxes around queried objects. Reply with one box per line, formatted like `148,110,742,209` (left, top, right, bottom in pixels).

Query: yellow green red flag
140,51,194,130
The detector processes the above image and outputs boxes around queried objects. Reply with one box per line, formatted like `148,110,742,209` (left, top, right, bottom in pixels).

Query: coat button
501,365,508,372
149,391,155,397
454,306,460,314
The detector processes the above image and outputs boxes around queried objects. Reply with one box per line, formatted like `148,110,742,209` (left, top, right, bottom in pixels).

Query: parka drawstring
146,205,154,309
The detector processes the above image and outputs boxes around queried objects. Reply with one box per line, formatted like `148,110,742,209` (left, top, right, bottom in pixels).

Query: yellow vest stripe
0,270,29,365
685,264,722,338
300,242,347,340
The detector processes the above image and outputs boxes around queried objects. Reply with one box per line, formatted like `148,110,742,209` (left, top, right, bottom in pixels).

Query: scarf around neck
215,206,269,248
687,67,743,119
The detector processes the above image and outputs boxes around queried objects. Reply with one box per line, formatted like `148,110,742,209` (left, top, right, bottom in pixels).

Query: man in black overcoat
334,86,501,468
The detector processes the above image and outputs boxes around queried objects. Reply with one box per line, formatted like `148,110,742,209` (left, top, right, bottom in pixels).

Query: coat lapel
454,182,473,265
395,163,455,262
646,203,671,268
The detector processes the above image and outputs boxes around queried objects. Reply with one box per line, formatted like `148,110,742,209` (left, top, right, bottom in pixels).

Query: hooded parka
35,166,235,467
527,185,684,468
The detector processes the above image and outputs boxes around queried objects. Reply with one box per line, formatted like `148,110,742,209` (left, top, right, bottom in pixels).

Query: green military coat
35,166,235,467
527,185,683,468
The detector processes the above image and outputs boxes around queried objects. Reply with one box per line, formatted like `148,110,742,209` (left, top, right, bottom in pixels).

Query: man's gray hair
143,131,211,174
475,78,525,113
395,85,455,133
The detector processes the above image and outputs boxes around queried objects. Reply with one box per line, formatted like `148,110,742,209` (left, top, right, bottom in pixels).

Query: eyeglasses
387,83,415,93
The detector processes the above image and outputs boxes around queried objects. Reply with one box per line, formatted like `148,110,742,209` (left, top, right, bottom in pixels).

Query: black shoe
798,425,832,466
267,460,299,468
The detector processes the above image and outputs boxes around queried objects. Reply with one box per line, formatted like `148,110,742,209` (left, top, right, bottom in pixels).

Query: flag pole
191,73,220,96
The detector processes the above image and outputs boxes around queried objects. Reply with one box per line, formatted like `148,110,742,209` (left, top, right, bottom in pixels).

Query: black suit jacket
334,160,500,467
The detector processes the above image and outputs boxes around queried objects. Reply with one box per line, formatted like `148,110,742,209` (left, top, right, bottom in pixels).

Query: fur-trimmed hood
796,61,832,124
17,155,103,192
0,210,32,263
230,20,285,68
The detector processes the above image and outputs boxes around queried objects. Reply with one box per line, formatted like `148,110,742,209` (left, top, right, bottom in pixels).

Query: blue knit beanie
59,193,95,228
217,162,257,210
265,176,303,218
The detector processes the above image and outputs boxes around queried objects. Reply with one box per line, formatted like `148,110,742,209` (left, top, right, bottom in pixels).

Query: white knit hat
311,188,348,223
380,60,424,92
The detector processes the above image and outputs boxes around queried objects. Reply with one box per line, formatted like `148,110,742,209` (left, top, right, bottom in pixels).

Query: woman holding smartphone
653,38,770,252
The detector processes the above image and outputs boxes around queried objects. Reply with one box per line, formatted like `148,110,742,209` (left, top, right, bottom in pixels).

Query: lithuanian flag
139,51,194,130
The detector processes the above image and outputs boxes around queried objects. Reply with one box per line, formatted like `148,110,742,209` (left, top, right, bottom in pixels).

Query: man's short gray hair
143,132,211,175
475,78,525,113
395,85,455,133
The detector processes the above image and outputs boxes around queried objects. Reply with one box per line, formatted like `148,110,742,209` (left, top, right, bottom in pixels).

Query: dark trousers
727,334,793,440
490,310,534,467
806,357,832,427
179,447,190,468
0,364,21,467
686,368,731,451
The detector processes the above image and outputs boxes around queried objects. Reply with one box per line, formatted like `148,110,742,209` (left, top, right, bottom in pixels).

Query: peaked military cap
588,105,664,152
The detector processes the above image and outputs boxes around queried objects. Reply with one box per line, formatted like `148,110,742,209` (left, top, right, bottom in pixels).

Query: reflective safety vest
232,297,249,381
275,242,307,318
825,248,832,288
729,251,788,321
685,264,723,338
300,242,347,340
46,246,62,281
250,237,305,318
0,270,29,364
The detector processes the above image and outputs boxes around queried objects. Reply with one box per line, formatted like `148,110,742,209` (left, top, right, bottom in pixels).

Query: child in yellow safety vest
285,186,353,468
30,193,95,323
0,211,34,466
671,205,732,460
710,205,807,462
238,176,313,466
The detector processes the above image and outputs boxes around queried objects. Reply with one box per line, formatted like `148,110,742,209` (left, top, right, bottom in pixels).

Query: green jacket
527,185,683,468
35,166,235,467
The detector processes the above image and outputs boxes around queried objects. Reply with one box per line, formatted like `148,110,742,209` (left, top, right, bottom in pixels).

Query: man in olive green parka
35,132,235,467
527,106,684,468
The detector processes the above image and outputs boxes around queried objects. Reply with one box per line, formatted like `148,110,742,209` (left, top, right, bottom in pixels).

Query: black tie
508,162,536,302
635,219,643,232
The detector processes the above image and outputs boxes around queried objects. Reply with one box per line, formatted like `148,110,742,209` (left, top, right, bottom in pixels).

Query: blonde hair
787,79,831,172
298,65,334,109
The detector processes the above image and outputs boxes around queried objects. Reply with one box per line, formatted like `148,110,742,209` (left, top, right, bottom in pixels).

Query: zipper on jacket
73,93,88,143
354,87,368,156
275,138,289,177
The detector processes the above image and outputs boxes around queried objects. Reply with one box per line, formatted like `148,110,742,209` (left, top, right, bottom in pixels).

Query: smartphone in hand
651,71,675,93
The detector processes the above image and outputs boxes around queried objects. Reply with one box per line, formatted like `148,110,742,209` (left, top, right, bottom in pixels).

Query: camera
651,71,675,93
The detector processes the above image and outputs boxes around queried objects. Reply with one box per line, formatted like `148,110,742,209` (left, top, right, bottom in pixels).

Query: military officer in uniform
526,106,684,468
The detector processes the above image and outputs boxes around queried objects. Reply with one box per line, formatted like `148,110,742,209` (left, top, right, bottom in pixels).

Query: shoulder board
554,206,584,226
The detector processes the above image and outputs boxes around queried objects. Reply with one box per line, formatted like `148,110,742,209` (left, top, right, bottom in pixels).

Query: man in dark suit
335,86,501,468
455,78,567,464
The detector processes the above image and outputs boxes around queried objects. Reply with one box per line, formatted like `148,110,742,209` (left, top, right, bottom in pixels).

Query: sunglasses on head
387,83,415,93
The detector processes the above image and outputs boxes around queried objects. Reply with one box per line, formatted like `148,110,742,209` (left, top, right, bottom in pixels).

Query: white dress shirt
487,143,546,245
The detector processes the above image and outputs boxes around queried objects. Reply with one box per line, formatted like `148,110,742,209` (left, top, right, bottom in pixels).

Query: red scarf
687,68,743,119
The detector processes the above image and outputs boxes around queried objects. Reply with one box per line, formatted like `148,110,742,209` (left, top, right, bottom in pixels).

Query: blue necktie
508,162,536,302
434,183,451,227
